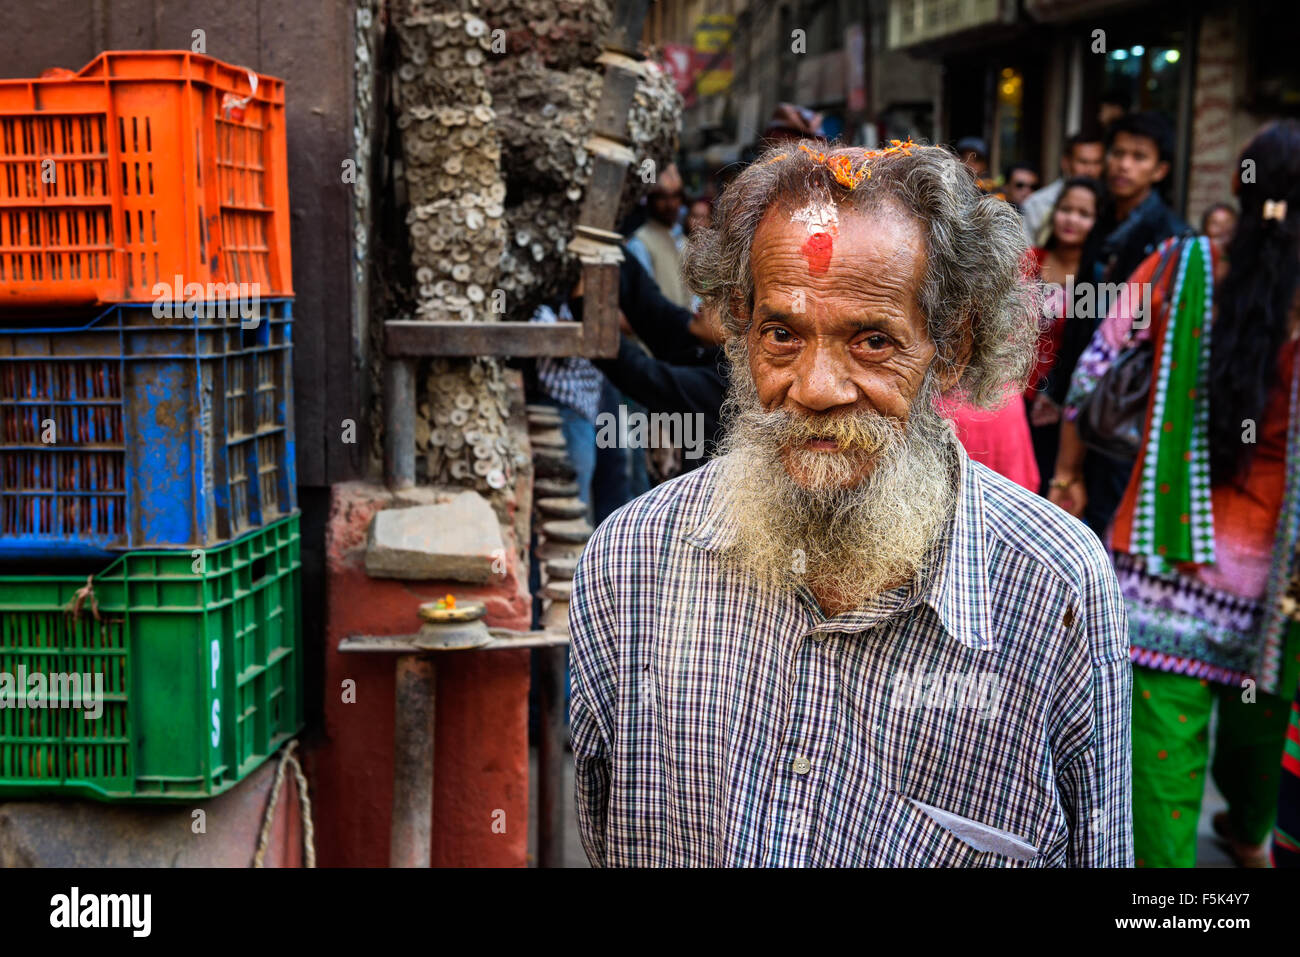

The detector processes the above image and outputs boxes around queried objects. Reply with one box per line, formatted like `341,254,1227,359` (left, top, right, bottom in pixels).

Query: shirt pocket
869,790,1040,868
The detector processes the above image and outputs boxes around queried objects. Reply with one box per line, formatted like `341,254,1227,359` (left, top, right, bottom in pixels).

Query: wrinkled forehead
750,196,928,295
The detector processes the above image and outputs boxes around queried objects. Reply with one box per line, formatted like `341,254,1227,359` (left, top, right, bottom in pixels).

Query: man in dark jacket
1086,113,1189,288
587,253,728,471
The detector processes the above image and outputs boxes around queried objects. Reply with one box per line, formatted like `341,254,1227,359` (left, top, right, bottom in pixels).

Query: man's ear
1152,159,1170,185
937,321,974,392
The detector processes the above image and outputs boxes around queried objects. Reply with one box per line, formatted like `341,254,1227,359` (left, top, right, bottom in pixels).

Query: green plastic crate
0,513,302,801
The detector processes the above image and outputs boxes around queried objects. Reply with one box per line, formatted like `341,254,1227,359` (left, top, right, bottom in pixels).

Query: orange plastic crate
0,51,293,308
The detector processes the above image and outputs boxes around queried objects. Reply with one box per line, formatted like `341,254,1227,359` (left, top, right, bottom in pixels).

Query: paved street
1198,778,1231,867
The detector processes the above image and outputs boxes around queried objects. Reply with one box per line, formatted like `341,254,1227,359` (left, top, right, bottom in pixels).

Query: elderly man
568,141,1132,867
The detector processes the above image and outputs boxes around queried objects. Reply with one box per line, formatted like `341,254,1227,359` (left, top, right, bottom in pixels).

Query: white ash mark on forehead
791,201,839,235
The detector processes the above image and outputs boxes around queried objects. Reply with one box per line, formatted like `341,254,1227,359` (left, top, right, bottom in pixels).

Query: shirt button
812,632,828,643
792,756,811,775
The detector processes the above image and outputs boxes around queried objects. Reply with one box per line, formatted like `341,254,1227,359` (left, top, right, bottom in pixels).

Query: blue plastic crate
0,299,296,557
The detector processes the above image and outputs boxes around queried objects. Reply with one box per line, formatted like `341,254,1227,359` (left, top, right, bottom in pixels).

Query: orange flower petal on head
798,143,827,164
791,139,930,191
827,155,854,187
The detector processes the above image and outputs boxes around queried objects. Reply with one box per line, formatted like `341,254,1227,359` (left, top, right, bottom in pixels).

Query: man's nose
787,345,860,412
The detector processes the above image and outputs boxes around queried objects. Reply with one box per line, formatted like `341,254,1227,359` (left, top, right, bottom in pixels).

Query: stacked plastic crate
0,52,302,800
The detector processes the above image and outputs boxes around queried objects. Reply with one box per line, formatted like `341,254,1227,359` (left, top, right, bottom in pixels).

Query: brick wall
1185,9,1237,229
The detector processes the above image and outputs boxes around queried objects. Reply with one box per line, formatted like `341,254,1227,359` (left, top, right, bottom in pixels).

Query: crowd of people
975,113,1300,869
525,99,1300,868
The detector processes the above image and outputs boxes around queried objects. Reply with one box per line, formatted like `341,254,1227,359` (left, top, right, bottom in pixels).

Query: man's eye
763,327,797,345
860,334,891,350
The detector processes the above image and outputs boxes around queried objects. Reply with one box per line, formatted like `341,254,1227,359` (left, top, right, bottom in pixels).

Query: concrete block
529,429,567,449
0,752,304,867
535,478,579,498
536,496,586,519
542,518,594,543
543,557,578,580
365,491,506,583
543,598,570,631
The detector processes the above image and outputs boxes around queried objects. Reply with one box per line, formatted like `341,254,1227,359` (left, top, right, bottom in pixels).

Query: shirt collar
683,440,997,653
920,442,997,652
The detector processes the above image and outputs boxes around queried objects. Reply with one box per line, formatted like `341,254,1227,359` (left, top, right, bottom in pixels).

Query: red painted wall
303,482,532,867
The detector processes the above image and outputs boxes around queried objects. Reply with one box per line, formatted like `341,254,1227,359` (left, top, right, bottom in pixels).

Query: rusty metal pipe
390,654,436,867
536,644,566,868
384,357,416,490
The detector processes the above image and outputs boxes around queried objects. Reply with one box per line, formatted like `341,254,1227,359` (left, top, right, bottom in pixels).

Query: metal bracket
339,626,569,654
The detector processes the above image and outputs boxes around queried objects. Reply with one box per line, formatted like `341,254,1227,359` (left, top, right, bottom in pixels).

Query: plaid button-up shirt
568,440,1133,867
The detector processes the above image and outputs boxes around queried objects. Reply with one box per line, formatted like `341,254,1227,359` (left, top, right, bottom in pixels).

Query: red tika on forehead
800,231,833,274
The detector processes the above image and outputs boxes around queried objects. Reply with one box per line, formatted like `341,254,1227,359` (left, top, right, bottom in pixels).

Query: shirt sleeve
1062,322,1122,420
618,250,696,360
1053,546,1133,867
592,335,725,420
567,524,621,867
624,237,654,281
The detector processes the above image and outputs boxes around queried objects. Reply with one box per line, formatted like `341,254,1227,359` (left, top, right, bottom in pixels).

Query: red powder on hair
801,231,833,274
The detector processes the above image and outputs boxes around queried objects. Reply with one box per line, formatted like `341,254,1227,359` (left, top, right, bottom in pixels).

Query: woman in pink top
936,389,1041,492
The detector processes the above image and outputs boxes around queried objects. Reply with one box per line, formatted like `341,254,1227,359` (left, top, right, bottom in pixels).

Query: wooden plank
385,321,587,358
338,632,569,653
536,644,566,867
581,262,621,358
260,0,360,486
390,655,436,868
591,53,641,142
577,142,634,235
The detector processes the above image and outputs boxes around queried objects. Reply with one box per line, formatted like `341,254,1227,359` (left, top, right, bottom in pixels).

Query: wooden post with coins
374,0,660,861
381,0,657,488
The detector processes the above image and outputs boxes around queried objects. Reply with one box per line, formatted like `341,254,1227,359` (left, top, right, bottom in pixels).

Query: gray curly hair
682,140,1040,409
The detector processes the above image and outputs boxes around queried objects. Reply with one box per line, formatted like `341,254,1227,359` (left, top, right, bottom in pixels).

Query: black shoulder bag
1075,239,1185,461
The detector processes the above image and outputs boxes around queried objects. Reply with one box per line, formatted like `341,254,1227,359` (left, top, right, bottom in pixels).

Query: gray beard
713,344,958,610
